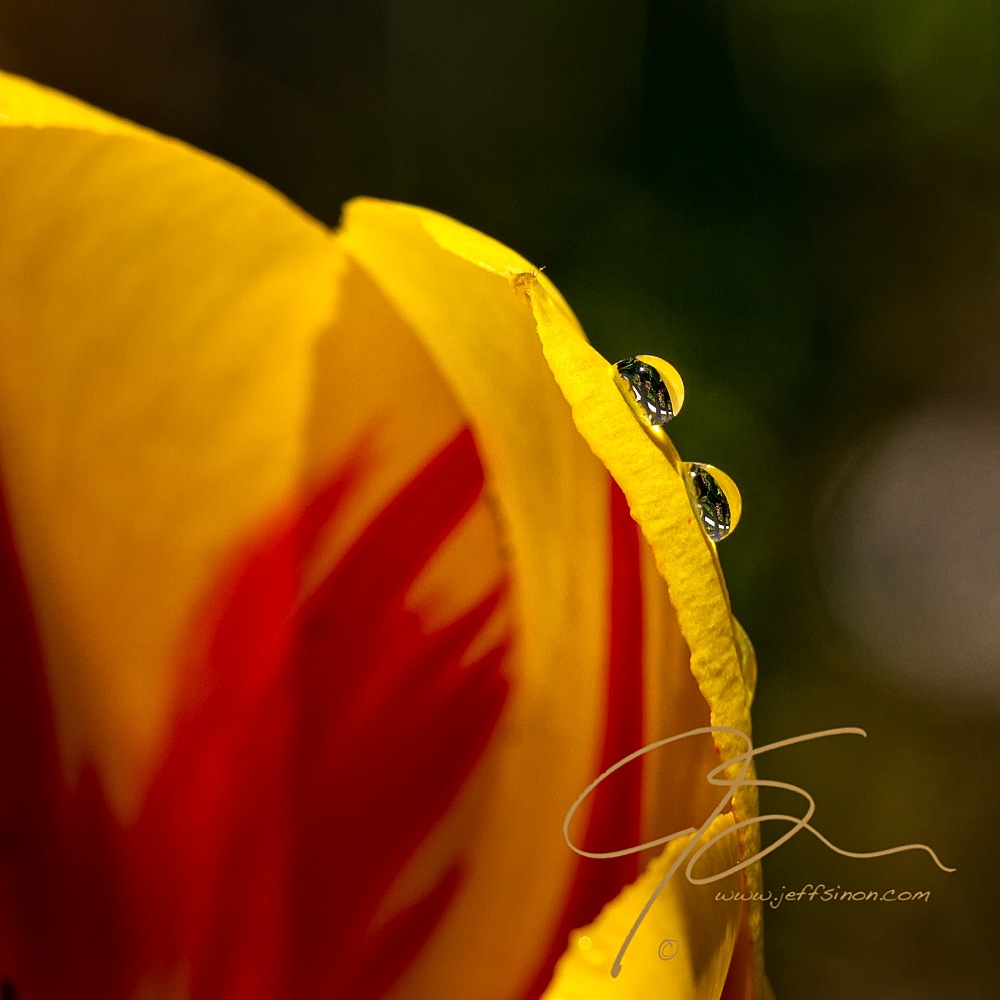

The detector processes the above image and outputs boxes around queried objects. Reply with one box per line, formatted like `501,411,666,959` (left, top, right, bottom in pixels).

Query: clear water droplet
572,931,606,967
614,356,684,427
685,463,741,541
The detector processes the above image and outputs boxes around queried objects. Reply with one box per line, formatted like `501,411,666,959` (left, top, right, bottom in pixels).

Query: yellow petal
541,815,743,1000
340,199,617,999
0,71,344,815
339,200,762,997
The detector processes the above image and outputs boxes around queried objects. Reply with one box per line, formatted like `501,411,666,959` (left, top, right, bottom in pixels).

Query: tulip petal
339,201,762,997
343,200,755,767
539,815,742,1000
0,70,339,815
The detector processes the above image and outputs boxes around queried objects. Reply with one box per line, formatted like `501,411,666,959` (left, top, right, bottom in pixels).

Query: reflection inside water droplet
614,355,684,427
685,463,741,541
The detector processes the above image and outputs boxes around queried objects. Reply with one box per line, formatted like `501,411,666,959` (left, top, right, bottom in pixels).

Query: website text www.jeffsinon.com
716,884,932,909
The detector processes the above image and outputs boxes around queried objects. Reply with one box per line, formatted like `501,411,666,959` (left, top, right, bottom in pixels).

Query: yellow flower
0,71,767,999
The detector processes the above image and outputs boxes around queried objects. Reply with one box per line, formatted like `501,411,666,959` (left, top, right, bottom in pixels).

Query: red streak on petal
139,428,511,1000
521,477,646,999
350,864,462,1000
719,904,754,1000
0,474,56,984
0,486,134,998
1,428,510,1000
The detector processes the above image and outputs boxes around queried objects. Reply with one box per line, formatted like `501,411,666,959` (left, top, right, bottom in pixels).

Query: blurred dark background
3,1,998,996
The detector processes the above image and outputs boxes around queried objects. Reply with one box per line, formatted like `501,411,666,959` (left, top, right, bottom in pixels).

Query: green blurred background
3,1,998,995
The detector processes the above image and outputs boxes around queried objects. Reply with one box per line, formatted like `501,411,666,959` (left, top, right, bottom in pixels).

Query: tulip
0,70,768,999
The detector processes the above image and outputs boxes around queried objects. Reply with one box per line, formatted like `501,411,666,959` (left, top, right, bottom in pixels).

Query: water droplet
572,931,606,966
614,356,684,427
685,463,741,541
